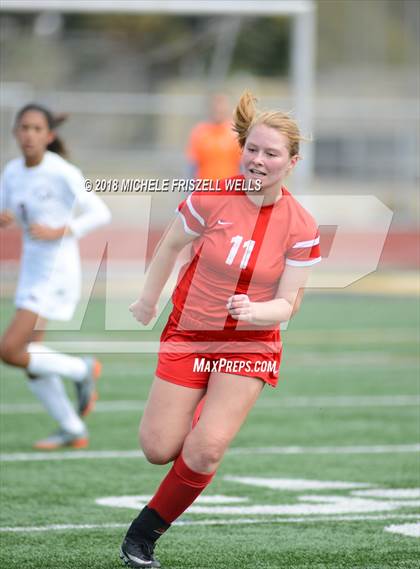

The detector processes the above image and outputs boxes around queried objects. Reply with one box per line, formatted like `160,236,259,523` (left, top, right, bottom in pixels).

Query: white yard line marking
227,444,420,456
223,477,371,490
18,329,418,353
0,450,145,462
1,514,419,533
256,395,420,408
353,489,420,499
96,490,420,516
98,493,420,516
1,395,419,415
96,495,250,510
384,522,420,538
1,444,419,463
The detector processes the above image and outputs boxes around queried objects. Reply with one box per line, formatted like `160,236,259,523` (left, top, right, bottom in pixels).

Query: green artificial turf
0,294,419,568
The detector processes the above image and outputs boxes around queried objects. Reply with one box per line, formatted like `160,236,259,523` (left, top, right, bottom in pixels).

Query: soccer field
0,294,419,569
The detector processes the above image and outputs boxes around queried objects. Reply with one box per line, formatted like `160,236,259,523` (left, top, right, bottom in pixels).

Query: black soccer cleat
120,537,161,568
120,506,170,568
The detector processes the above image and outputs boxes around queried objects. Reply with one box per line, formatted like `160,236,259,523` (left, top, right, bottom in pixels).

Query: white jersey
0,151,111,320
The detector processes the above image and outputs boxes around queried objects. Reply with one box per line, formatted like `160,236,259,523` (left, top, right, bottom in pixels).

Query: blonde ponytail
232,90,258,149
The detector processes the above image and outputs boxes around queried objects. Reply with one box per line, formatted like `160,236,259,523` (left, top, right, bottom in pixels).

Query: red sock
148,454,215,523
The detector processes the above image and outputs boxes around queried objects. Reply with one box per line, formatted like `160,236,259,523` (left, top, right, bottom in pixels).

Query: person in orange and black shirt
186,93,242,181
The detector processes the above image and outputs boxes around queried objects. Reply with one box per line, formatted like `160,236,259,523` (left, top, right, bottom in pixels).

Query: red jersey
174,175,321,332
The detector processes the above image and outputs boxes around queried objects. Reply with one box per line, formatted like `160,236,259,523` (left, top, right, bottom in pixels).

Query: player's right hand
0,210,14,227
129,298,157,325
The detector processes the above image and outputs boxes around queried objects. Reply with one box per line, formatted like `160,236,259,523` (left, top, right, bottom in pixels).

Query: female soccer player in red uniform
120,91,321,568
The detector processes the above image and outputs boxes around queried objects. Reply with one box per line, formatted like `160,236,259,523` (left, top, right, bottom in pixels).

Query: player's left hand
29,224,66,240
226,294,255,322
129,298,157,325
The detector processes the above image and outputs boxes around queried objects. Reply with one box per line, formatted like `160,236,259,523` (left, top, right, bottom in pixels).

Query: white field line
1,513,419,533
40,328,419,342
1,444,419,463
385,522,420,538
1,395,419,415
24,329,419,353
284,353,419,367
252,395,420,408
0,401,146,414
228,444,420,456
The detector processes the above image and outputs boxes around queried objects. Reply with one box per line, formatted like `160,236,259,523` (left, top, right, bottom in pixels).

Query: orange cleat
33,429,89,450
77,357,102,417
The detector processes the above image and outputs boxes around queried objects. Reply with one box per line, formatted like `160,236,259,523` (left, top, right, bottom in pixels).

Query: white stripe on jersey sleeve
292,236,320,248
285,257,322,267
186,194,205,226
177,210,201,237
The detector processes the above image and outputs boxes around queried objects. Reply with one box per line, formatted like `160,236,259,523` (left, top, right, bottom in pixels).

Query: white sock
27,343,87,383
27,374,86,435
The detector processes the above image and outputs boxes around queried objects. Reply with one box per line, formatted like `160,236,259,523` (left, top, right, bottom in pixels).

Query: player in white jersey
0,103,111,450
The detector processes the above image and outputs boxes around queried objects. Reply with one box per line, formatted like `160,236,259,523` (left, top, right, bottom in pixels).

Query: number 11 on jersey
225,236,256,269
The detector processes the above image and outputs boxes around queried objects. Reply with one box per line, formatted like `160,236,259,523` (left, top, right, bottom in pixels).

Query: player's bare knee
199,445,224,470
0,336,19,365
183,432,227,471
139,430,174,465
142,445,173,465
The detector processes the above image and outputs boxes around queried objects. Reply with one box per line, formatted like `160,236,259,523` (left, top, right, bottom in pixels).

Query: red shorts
156,310,282,389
